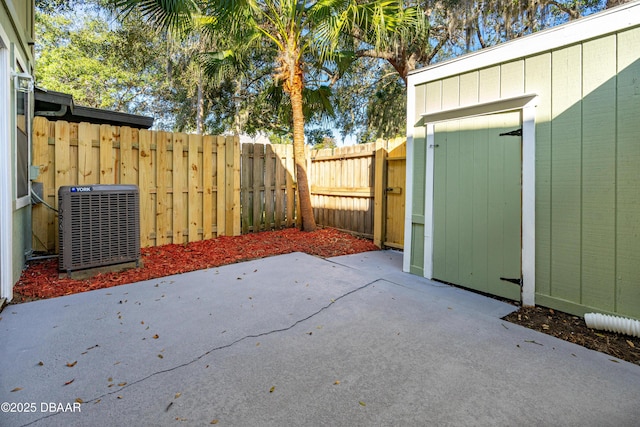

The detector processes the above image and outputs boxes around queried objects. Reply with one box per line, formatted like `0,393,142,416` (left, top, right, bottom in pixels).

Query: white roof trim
416,93,537,126
408,2,640,87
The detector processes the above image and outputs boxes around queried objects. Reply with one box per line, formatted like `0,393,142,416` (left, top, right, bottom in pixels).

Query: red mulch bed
14,228,379,302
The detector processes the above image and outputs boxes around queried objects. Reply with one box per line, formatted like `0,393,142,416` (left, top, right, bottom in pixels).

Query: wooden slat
264,144,275,228
272,145,283,228
54,121,71,252
216,136,226,236
240,142,251,234
99,124,115,183
188,134,202,242
253,144,264,231
285,145,295,227
77,123,95,185
120,126,134,184
310,186,374,197
231,136,241,236
156,131,170,245
138,129,154,247
32,117,53,252
202,135,214,240
173,133,186,243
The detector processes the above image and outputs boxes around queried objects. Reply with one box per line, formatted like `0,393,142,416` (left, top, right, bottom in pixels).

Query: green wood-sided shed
405,3,640,320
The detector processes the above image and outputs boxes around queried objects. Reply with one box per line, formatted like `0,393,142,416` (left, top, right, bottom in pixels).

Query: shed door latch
499,128,522,137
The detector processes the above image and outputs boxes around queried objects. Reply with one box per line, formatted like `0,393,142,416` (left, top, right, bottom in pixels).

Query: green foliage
35,6,175,125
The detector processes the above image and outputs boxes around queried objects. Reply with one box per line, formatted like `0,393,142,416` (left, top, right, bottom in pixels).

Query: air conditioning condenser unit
58,184,140,274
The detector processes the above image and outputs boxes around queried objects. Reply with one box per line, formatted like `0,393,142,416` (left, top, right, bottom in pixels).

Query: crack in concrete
20,278,381,427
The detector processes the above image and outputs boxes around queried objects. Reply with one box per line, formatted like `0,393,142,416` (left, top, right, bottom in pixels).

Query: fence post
373,140,386,248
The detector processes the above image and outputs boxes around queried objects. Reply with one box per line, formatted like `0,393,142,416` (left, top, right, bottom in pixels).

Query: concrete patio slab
1,251,639,426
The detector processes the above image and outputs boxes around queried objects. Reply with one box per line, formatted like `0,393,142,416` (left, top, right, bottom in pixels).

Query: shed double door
432,111,522,301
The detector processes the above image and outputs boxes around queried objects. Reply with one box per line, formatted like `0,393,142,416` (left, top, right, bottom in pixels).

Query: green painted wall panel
550,45,582,303
410,224,425,276
471,122,489,287
525,53,553,297
478,66,500,101
580,36,617,311
444,120,461,281
459,71,479,106
433,113,521,301
412,129,427,217
425,81,442,114
442,76,460,109
432,122,449,280
12,207,29,284
500,61,524,98
615,28,640,318
457,121,476,283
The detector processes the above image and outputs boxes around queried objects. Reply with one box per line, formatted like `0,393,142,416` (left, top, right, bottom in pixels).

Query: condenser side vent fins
59,185,140,273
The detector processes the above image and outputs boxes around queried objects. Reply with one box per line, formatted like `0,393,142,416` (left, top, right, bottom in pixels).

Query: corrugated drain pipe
584,313,640,338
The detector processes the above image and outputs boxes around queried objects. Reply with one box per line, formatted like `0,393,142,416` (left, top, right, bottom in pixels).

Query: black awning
34,87,154,129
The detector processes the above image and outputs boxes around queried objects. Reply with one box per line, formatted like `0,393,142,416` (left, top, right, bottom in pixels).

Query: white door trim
420,95,537,306
0,29,13,301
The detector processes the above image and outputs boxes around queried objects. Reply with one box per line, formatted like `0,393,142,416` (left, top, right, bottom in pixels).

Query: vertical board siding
615,27,640,317
500,61,525,98
549,44,583,304
412,24,640,319
478,66,500,101
459,71,479,105
31,118,241,252
580,35,617,310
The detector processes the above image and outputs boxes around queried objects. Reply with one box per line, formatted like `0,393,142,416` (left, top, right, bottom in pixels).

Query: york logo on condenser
70,186,92,192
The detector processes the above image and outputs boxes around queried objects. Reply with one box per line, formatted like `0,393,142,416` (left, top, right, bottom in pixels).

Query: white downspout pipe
584,313,640,338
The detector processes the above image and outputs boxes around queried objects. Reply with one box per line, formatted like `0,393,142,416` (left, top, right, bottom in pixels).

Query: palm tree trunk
290,62,316,232
196,71,204,134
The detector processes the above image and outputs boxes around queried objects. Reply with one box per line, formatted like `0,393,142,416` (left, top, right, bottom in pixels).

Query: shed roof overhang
415,94,538,127
34,87,154,129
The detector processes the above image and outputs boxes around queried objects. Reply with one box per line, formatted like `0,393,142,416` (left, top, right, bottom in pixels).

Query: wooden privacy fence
240,139,406,244
31,115,405,252
31,117,241,252
240,143,297,233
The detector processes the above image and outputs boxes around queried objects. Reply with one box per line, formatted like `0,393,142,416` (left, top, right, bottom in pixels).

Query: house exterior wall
407,3,640,319
1,0,35,301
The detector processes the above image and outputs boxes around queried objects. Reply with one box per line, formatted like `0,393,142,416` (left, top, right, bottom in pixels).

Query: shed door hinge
499,128,522,137
500,277,522,287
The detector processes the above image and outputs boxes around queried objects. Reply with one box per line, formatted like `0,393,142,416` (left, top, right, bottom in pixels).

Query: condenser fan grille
59,185,140,272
